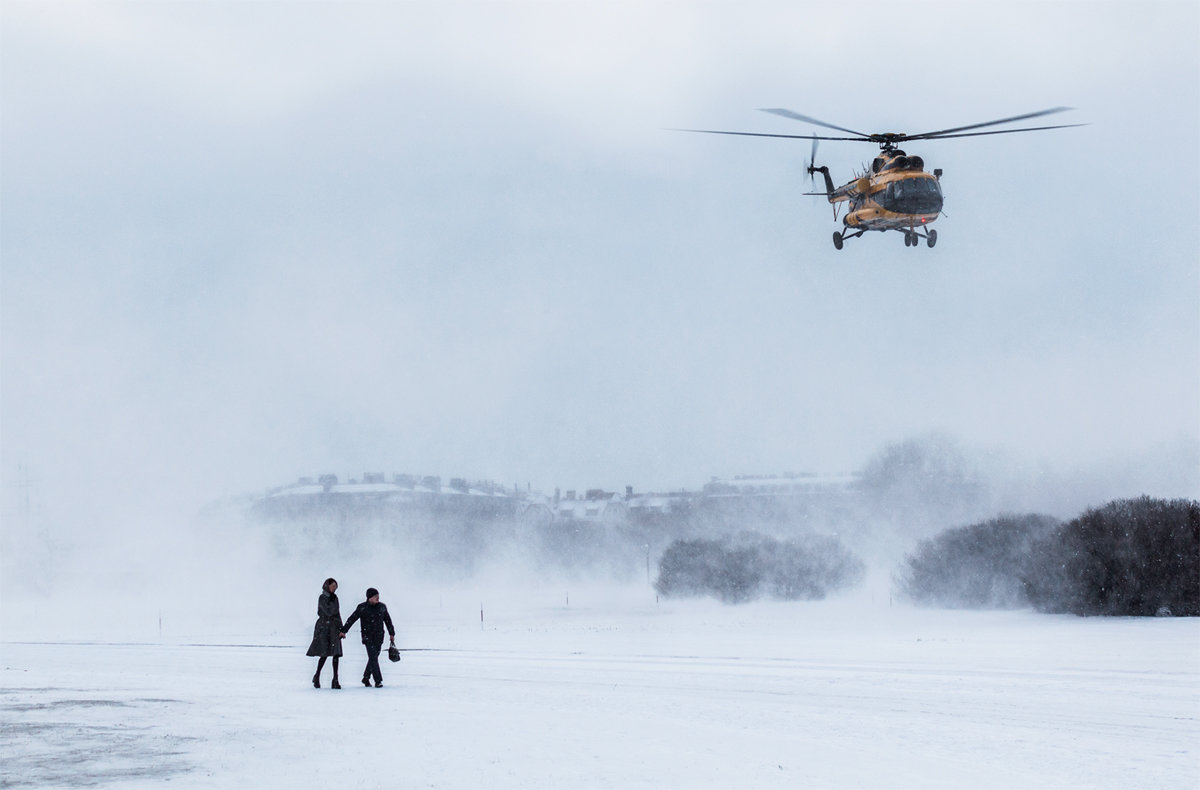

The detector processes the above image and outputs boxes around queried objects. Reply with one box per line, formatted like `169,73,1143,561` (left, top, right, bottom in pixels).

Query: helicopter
676,107,1083,249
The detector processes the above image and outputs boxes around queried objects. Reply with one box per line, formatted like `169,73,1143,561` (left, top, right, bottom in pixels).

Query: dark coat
305,590,344,657
341,600,395,646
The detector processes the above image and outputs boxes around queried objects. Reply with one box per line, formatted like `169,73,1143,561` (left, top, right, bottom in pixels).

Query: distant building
696,473,862,525
254,472,517,521
554,490,629,525
627,491,692,527
251,470,859,531
701,473,860,497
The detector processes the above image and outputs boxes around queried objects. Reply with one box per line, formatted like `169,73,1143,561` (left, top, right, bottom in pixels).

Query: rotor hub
872,133,905,152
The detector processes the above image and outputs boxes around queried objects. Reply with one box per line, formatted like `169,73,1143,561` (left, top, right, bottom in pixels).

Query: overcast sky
2,1,1198,527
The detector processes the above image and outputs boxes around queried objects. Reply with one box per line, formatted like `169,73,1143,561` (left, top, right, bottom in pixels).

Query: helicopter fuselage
821,150,943,232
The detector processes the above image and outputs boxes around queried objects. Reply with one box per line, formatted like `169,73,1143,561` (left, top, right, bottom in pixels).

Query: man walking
340,587,396,687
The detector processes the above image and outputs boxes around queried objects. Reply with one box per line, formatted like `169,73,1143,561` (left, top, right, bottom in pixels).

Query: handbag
387,644,401,662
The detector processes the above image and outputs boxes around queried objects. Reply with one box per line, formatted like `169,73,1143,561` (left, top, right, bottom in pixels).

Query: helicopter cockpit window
879,178,943,215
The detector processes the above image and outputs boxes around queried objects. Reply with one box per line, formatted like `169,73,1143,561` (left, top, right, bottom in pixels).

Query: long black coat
341,601,395,646
305,590,344,657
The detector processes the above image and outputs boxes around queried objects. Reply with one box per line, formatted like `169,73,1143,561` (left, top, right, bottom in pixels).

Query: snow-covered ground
2,584,1198,789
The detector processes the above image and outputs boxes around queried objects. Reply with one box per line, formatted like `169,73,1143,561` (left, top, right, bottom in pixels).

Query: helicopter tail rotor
804,134,835,200
801,134,839,220
805,135,819,184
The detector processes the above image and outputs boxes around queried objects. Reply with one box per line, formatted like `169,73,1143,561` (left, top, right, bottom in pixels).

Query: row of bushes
654,532,865,604
655,498,1197,616
897,497,1198,616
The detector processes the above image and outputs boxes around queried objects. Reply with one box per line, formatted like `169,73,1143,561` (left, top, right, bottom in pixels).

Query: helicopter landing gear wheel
903,231,914,247
926,229,937,248
832,231,843,250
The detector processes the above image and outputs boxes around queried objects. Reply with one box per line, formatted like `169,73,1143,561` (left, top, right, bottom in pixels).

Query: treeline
897,497,1199,616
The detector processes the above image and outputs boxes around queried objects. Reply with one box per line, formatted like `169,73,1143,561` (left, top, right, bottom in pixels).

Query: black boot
312,672,320,689
361,676,370,687
331,678,341,689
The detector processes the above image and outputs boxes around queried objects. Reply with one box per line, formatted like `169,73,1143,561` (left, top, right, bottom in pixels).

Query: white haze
1,2,1198,629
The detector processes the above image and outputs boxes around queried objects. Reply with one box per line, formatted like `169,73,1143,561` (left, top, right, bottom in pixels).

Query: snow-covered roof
702,474,860,496
268,481,513,498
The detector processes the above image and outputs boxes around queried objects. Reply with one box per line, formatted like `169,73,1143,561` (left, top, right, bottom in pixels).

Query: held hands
339,633,346,639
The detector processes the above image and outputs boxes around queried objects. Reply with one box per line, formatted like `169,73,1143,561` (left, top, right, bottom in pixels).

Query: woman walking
306,577,345,689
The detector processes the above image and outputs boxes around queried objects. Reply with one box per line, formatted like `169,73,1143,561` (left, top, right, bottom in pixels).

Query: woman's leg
314,656,327,687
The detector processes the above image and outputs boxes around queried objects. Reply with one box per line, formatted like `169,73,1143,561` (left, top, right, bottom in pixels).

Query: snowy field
2,585,1198,789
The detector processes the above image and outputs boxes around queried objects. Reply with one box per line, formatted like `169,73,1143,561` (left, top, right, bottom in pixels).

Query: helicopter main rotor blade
904,122,1087,141
669,128,869,142
759,108,872,139
901,107,1074,141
